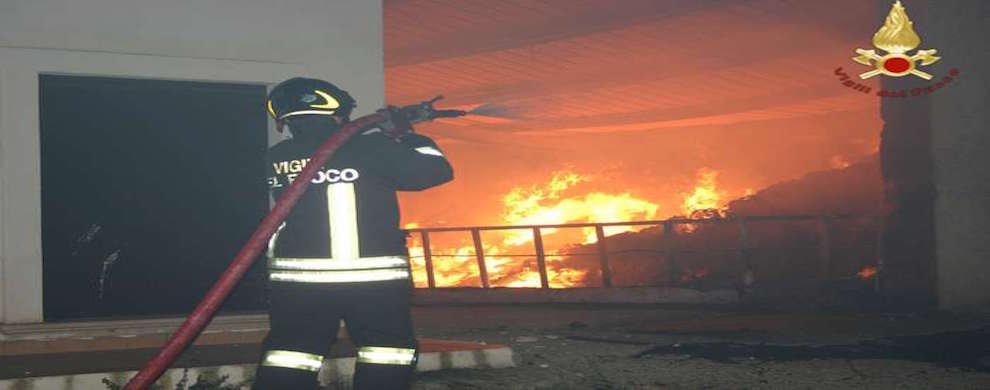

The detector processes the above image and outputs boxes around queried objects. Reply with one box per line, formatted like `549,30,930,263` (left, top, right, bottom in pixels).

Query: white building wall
0,0,384,324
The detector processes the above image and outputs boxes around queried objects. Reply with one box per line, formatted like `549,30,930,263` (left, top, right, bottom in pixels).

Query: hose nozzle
400,95,467,123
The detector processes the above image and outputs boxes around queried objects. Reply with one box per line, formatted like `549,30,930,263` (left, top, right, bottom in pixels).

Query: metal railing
404,215,883,289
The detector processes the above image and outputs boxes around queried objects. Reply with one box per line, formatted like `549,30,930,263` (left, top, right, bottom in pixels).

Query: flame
680,168,726,218
857,265,879,279
873,1,921,54
408,243,498,287
499,171,585,246
408,239,591,288
407,168,756,287
675,168,730,233
500,255,590,288
501,171,659,245
409,170,660,288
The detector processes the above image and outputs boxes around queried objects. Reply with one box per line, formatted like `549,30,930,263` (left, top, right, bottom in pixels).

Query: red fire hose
122,112,386,390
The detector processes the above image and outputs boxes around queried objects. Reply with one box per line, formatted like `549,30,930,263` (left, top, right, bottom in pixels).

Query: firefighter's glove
376,105,415,142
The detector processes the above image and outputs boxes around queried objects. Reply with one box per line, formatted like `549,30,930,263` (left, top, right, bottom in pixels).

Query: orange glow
386,0,884,290
830,155,852,169
388,0,882,248
857,265,879,279
680,267,711,282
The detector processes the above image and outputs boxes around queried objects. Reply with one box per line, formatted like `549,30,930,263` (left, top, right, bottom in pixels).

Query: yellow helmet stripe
310,89,342,109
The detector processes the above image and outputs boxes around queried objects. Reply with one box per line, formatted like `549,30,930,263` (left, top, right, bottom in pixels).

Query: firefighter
253,77,453,389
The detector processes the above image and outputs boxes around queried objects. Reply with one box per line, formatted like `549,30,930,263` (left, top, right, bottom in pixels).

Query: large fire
501,172,660,245
408,170,660,288
408,167,747,288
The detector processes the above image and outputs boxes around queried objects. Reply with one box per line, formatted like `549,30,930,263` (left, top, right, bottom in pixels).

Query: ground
4,304,988,389
407,305,990,390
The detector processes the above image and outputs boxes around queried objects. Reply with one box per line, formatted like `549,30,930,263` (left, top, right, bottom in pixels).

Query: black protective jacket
266,129,452,261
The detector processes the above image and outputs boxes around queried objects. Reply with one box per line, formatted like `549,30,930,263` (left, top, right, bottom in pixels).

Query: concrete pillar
926,1,990,313
876,1,937,307
877,0,990,313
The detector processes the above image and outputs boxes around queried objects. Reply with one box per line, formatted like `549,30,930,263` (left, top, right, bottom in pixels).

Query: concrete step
0,339,513,390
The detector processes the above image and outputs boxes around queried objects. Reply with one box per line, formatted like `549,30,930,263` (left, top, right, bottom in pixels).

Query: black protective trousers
252,279,417,390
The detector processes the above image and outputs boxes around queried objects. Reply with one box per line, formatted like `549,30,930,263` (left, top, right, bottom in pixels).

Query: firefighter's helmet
267,77,355,121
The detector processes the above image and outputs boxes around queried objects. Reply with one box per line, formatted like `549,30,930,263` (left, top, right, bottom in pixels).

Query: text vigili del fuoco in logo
834,1,959,98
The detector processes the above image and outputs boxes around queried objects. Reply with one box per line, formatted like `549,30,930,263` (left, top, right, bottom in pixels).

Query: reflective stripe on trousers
357,346,417,365
268,256,409,283
261,349,324,372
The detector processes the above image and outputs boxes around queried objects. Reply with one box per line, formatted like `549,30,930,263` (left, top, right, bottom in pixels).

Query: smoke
468,103,520,119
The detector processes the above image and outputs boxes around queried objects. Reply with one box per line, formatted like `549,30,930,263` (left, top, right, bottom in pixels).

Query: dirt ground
407,305,990,390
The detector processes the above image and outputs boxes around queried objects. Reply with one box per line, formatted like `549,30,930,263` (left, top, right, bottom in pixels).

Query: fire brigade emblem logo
853,1,940,80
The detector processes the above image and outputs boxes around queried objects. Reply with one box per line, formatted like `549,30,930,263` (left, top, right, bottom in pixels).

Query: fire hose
123,97,465,390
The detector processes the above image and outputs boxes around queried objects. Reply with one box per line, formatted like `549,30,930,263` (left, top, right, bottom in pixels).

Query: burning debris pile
405,166,738,288
562,155,883,291
408,171,660,288
408,156,883,292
